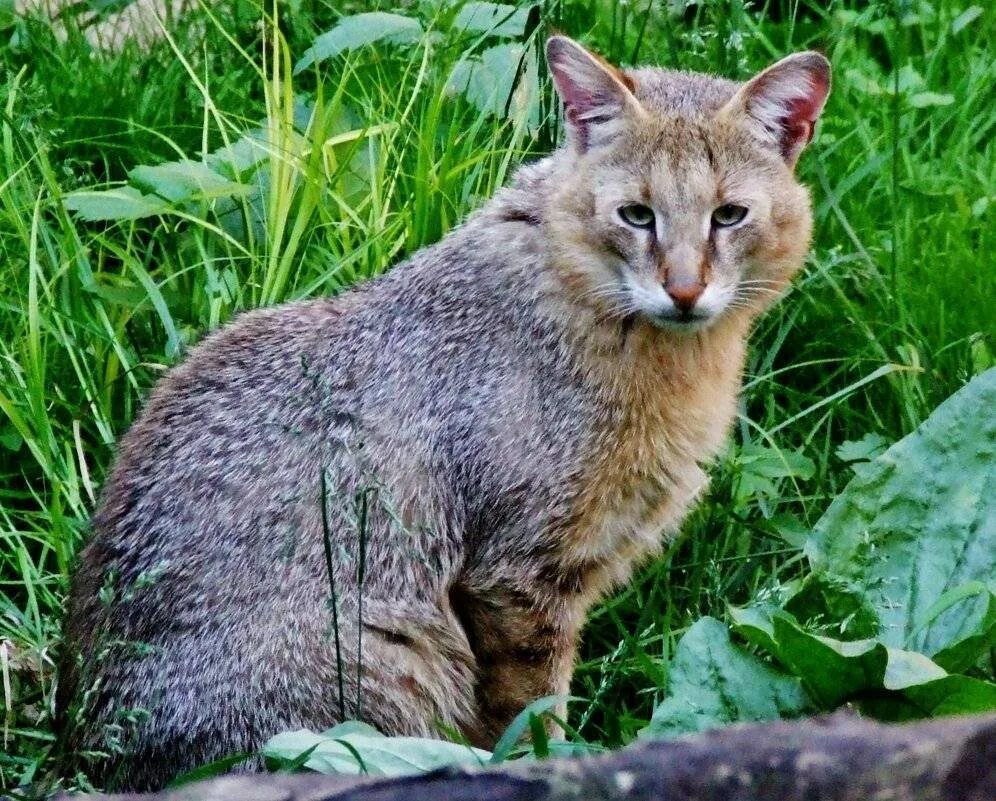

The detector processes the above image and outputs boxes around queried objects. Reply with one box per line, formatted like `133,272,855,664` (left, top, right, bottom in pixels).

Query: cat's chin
644,311,716,334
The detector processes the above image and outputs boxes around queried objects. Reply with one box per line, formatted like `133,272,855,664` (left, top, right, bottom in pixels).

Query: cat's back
97,296,353,524
66,297,356,626
80,211,553,573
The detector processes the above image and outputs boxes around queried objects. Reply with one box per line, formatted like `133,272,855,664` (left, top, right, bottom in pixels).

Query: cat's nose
665,282,705,313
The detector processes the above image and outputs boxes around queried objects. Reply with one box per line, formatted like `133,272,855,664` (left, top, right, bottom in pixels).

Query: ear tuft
546,35,642,153
723,51,831,166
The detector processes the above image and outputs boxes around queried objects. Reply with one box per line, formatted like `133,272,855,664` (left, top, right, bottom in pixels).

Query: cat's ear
547,35,644,153
720,51,831,166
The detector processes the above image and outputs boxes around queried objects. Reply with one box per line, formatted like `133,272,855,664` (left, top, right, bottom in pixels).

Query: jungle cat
57,36,830,790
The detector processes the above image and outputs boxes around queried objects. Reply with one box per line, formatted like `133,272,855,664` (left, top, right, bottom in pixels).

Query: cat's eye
618,204,656,229
711,204,749,228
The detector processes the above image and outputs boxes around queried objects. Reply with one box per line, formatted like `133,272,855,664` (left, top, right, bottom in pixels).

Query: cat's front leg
448,582,578,747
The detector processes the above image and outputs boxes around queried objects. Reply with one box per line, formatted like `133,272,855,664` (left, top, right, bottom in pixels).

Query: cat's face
546,38,830,333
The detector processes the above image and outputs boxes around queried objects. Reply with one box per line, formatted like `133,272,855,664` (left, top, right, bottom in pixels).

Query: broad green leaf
208,128,270,177
861,674,996,722
782,573,880,640
769,613,890,708
130,160,250,203
835,432,889,463
448,43,534,121
63,186,171,221
908,92,955,108
85,282,148,308
642,617,811,739
452,3,535,38
734,442,815,504
263,728,490,776
765,513,809,548
921,585,996,673
889,674,996,717
806,369,996,665
739,442,816,480
881,647,948,689
728,602,780,654
320,721,383,738
731,607,996,717
295,13,424,73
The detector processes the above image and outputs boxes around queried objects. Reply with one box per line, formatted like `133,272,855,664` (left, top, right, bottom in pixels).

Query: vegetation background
0,0,992,792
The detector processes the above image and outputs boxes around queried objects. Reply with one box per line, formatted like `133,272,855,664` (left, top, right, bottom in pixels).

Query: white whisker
738,278,784,286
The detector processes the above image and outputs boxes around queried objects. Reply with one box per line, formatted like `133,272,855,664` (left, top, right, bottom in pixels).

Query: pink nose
666,282,705,313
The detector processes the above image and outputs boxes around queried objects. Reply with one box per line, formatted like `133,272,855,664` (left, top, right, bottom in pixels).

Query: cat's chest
554,358,741,591
568,424,710,565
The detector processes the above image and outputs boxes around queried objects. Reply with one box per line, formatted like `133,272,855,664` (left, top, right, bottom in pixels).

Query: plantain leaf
806,368,996,666
835,432,889,463
295,12,424,73
642,617,812,739
452,3,535,38
908,92,955,107
129,160,250,203
447,42,541,131
63,186,171,222
649,356,995,739
782,573,880,641
263,726,490,776
729,606,996,718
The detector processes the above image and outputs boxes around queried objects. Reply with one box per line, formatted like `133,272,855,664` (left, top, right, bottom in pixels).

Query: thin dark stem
891,4,901,302
355,486,370,719
320,470,347,721
629,0,655,64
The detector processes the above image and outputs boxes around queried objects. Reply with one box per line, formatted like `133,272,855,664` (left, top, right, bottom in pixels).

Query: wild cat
56,35,829,789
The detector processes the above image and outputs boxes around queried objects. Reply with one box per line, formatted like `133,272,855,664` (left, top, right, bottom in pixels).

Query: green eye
712,204,749,228
618,203,656,229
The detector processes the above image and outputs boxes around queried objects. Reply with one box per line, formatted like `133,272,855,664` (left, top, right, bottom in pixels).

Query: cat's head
545,36,830,333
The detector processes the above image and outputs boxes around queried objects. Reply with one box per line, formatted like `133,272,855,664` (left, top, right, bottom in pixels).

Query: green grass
0,0,993,791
